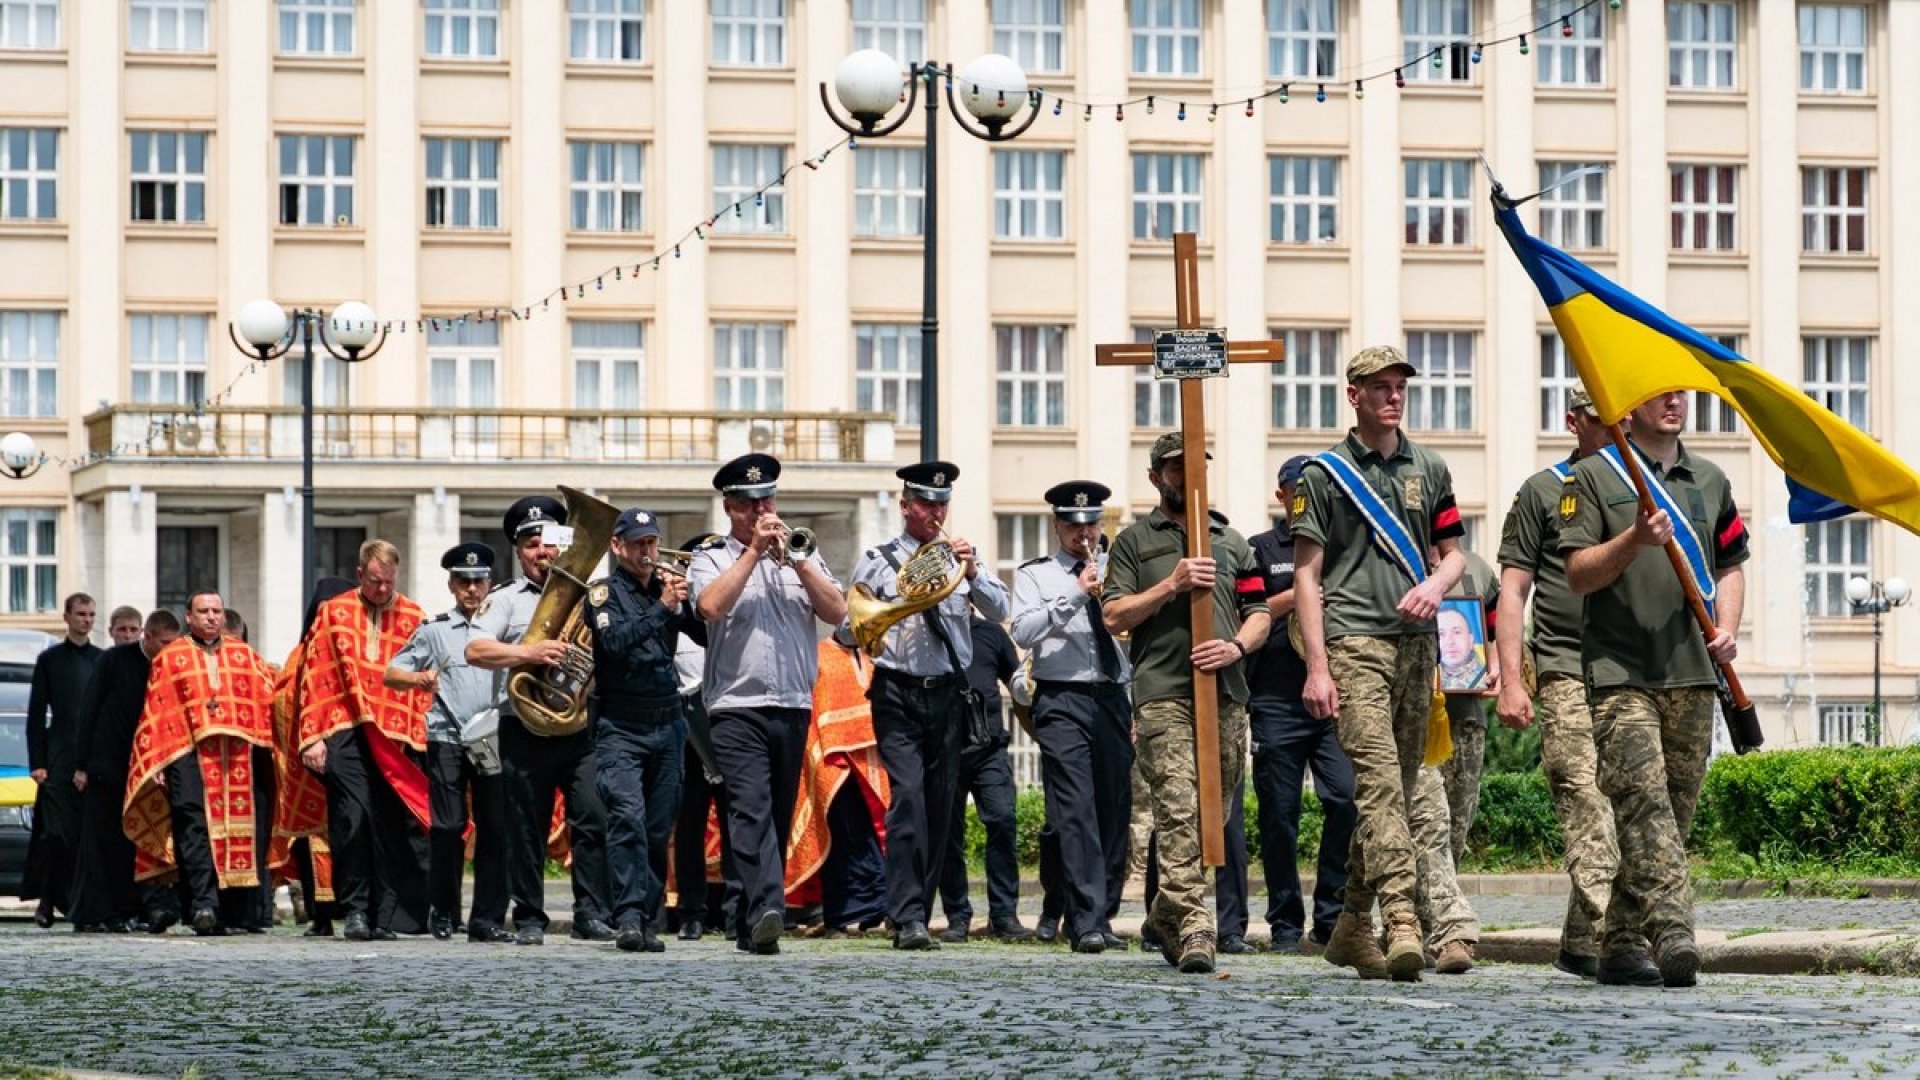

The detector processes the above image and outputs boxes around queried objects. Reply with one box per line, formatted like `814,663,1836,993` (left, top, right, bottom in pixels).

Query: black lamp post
1845,574,1911,745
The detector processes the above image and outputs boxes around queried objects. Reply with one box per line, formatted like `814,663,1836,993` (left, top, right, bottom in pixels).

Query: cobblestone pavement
1470,895,1920,935
5,928,1920,1079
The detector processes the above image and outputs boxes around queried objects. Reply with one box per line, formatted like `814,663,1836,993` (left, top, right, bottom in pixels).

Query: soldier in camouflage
1410,765,1478,972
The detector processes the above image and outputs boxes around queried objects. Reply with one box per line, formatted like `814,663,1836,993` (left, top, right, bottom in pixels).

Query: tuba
506,486,619,737
847,530,968,658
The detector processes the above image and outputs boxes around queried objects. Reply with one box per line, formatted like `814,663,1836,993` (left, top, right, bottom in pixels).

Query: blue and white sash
1596,444,1716,617
1311,451,1426,588
1549,461,1573,483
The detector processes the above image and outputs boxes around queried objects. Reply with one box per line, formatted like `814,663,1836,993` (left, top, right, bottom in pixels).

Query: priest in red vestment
786,635,889,933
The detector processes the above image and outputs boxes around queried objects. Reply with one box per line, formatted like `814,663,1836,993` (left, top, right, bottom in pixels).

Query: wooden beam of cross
1093,233,1285,867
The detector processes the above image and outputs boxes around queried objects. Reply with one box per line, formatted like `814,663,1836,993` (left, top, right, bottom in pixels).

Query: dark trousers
596,703,685,931
709,705,807,941
823,780,887,929
424,741,510,930
324,727,430,932
1031,682,1134,940
69,773,143,926
292,837,337,926
1142,779,1250,938
1038,825,1065,924
673,703,738,928
23,775,80,914
939,740,1020,926
868,670,962,927
164,746,272,924
499,712,610,930
1249,699,1358,942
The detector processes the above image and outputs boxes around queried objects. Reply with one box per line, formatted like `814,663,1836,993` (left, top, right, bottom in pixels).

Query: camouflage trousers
1134,695,1249,941
1126,758,1153,882
1328,633,1437,924
1590,685,1714,956
1538,673,1618,959
1439,702,1487,867
1412,765,1478,948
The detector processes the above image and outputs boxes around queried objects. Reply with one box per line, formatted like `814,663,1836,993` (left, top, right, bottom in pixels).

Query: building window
129,0,206,52
1538,333,1578,434
1267,0,1337,80
1802,335,1870,432
711,144,785,234
713,322,786,411
278,134,354,227
1688,334,1743,434
130,131,207,224
1668,1,1736,89
1801,165,1867,255
1799,4,1866,94
1132,152,1203,240
128,313,208,405
1537,162,1606,250
1402,0,1470,83
853,146,924,238
1131,0,1202,77
155,525,220,615
425,137,502,230
569,141,645,233
711,0,785,67
852,0,923,61
1816,702,1876,746
1536,0,1604,86
995,512,1050,587
0,508,57,614
569,0,644,62
424,0,500,59
0,1,61,49
280,349,351,410
1804,518,1869,619
0,311,57,419
1130,327,1178,428
854,323,920,426
995,325,1067,427
571,321,646,409
278,0,354,56
1404,331,1474,431
992,0,1064,75
1404,158,1472,246
428,321,501,456
1670,163,1737,251
993,149,1065,241
0,128,57,221
1270,328,1342,430
1269,154,1338,245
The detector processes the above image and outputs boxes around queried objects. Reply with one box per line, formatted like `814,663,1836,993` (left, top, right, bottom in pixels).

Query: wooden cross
1094,233,1286,867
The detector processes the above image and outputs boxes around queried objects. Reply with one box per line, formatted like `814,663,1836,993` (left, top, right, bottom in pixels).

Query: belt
875,668,964,690
1036,679,1128,697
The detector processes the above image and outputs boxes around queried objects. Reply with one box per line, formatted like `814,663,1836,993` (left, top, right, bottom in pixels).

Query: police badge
587,582,609,607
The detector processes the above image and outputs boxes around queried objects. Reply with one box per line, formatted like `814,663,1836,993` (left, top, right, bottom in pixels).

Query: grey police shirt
847,533,1009,677
687,536,841,712
469,575,544,716
1010,549,1131,685
389,609,500,744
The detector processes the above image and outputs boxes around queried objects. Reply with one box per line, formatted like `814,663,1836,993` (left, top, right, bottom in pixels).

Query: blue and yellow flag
1494,196,1920,537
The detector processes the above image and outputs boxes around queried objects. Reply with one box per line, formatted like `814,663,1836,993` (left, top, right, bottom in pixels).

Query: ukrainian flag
1494,195,1920,537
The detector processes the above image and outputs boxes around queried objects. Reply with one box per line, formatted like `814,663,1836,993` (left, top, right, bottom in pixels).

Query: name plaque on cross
1152,328,1229,380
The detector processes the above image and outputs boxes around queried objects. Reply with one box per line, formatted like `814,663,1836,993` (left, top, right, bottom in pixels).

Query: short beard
1156,483,1185,516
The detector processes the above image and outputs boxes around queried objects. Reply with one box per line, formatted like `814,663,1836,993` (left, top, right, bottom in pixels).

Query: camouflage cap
1567,387,1598,416
1345,344,1418,383
1149,432,1212,470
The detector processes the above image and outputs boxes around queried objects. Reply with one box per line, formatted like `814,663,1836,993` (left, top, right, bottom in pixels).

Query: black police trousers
1249,699,1357,943
939,739,1020,927
868,670,963,927
596,701,684,931
499,712,610,930
1032,681,1134,941
424,741,509,931
673,692,738,929
709,704,807,942
325,727,429,933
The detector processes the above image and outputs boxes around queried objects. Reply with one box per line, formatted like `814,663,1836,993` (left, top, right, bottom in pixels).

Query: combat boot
1177,931,1217,974
1434,939,1475,975
1384,916,1424,982
1655,933,1700,988
1596,949,1663,987
1322,912,1389,980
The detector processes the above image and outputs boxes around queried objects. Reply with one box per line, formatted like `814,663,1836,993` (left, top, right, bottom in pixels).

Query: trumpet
643,548,697,579
1079,536,1104,598
771,525,817,566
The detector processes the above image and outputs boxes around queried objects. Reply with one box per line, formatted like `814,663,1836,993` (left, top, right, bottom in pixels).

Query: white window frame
1538,333,1579,434
278,0,355,56
0,127,58,221
427,321,502,458
995,511,1050,588
1799,3,1866,94
1669,163,1738,252
0,507,58,615
278,134,355,227
852,0,924,62
1805,519,1870,621
571,321,647,409
424,0,500,60
0,310,58,419
569,0,645,63
0,0,61,49
1688,334,1743,434
1269,154,1338,245
1402,0,1471,83
1801,165,1868,255
711,0,786,68
712,322,787,411
1668,1,1737,90
280,347,351,408
1535,0,1605,87
1802,335,1870,432
1267,0,1337,80
992,0,1065,76
128,313,209,406
995,325,1067,428
130,131,207,224
1131,327,1178,429
853,146,924,238
1404,158,1472,247
711,144,786,234
1404,330,1475,431
1537,161,1607,250
129,0,207,52
1131,152,1203,241
993,149,1065,241
1816,701,1876,746
424,136,502,230
569,140,645,233
854,323,921,427
1130,0,1202,77
1270,328,1343,430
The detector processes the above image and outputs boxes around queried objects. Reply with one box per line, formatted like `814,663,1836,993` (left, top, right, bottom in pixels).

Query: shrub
1693,746,1920,865
1463,770,1561,870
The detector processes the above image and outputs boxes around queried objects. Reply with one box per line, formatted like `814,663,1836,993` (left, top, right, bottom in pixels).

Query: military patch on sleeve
1290,492,1306,517
596,612,610,629
587,583,609,607
1559,489,1578,521
1402,475,1425,510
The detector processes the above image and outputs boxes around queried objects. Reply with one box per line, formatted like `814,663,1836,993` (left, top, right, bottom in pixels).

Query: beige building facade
0,0,1915,748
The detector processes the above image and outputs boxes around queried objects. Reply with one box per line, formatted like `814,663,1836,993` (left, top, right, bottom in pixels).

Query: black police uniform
937,616,1025,939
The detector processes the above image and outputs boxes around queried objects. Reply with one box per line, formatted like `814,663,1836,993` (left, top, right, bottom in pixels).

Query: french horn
847,529,967,658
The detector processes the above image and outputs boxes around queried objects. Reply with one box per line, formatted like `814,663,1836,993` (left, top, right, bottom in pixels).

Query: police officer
670,533,735,941
936,611,1030,943
587,508,698,953
688,454,847,956
383,542,512,943
466,495,615,946
849,461,1009,951
1009,481,1133,954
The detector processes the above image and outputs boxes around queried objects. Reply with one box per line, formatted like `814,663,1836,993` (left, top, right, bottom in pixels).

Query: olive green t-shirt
1497,460,1585,681
1288,429,1465,640
1104,507,1265,706
1557,443,1750,690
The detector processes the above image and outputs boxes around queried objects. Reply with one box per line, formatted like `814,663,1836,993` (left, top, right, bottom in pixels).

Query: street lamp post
1845,574,1911,745
0,431,44,480
822,50,1042,461
230,301,385,610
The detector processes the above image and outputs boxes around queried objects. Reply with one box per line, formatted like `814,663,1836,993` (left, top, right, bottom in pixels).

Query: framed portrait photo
1437,596,1490,695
